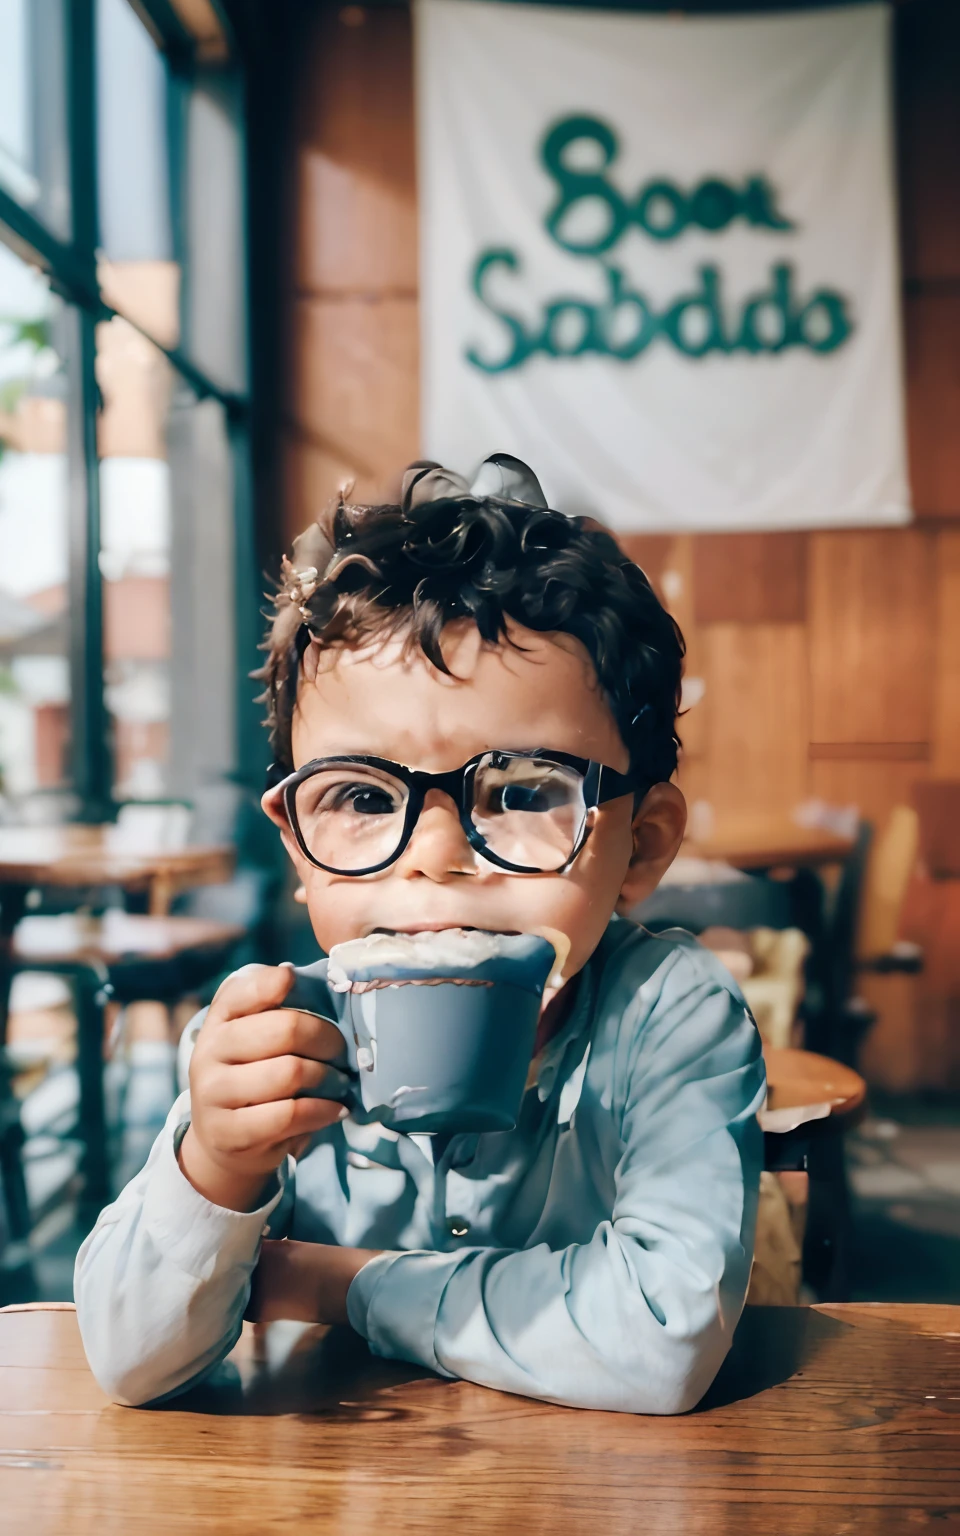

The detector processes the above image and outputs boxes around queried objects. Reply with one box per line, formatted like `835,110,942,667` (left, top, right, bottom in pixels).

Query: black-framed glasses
264,750,640,876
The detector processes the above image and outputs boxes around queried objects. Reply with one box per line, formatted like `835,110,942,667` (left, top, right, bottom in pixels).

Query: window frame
0,0,253,818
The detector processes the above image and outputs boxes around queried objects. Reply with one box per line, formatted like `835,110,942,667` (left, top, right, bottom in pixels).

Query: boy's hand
178,963,347,1213
246,1240,382,1327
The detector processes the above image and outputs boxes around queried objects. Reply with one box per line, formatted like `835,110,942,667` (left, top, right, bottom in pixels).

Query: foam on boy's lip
326,928,559,994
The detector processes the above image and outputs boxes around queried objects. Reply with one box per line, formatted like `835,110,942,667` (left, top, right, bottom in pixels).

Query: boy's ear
261,788,286,832
261,789,305,869
616,783,687,913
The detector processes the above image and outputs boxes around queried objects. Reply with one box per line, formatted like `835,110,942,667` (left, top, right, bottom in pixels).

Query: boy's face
264,618,685,989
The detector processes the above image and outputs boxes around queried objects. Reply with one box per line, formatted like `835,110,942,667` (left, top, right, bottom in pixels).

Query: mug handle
283,963,361,1114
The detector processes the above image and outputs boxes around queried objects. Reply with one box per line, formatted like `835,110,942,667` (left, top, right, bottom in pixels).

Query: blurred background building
0,0,958,1307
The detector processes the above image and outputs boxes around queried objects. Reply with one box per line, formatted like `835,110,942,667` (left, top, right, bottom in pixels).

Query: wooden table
683,816,854,872
762,1044,868,1132
0,826,234,918
1,1304,959,1534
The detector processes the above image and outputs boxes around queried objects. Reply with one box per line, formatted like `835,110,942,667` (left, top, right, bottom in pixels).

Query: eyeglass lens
293,762,409,872
292,755,588,873
471,755,587,871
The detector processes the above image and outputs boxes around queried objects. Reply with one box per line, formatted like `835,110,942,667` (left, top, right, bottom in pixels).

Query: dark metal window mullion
66,0,112,818
65,307,110,818
0,187,243,411
227,65,265,793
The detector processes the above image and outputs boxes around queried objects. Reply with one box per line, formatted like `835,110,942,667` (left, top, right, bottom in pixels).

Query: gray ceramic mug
283,933,556,1135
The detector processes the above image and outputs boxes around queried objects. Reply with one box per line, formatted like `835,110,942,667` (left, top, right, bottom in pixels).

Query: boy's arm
340,962,765,1414
75,965,346,1405
74,1088,290,1406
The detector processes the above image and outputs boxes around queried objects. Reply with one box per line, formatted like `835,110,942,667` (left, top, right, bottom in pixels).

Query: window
0,0,70,238
0,0,254,818
97,313,173,798
0,244,70,800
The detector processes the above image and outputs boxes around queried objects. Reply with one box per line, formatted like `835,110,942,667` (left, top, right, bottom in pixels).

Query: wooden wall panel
294,132,418,297
280,438,360,546
664,536,709,764
692,533,807,625
290,9,417,295
616,535,675,597
809,759,930,830
808,529,937,746
858,972,926,1093
286,295,418,480
694,624,809,820
618,534,709,765
282,5,419,540
904,293,960,518
933,529,960,774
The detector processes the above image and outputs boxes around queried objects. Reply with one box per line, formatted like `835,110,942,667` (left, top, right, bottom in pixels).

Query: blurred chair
699,926,810,1050
857,805,921,961
882,784,960,1089
631,864,793,935
0,778,280,1242
0,780,281,1234
815,810,922,1069
4,910,246,1225
122,779,282,964
806,819,873,1062
172,865,278,979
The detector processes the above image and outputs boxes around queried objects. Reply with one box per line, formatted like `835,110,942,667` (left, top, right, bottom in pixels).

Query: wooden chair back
825,819,873,1021
856,805,920,962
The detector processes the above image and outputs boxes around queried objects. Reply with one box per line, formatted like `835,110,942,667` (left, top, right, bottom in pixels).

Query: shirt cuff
346,1249,467,1376
141,1092,289,1282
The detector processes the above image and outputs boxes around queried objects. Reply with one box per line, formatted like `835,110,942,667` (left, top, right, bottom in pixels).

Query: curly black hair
258,458,685,790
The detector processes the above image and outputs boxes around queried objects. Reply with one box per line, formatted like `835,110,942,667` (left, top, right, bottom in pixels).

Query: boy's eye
326,783,399,816
496,782,564,814
482,775,572,815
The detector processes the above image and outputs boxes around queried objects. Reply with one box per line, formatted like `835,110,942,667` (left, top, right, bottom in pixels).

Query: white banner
416,0,910,532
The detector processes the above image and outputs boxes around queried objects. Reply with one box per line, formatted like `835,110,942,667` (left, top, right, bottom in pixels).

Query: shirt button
447,1216,470,1238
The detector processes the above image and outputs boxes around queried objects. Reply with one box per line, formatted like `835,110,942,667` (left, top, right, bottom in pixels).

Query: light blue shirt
75,918,765,1413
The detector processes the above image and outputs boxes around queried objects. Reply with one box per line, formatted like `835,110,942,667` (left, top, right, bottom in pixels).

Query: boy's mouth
369,924,521,937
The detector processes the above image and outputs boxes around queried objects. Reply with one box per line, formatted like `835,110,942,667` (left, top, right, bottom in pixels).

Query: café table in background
0,1303,957,1533
0,825,234,923
683,813,855,872
0,827,235,1237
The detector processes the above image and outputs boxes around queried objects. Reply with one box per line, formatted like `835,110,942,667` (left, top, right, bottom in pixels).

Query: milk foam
328,928,508,989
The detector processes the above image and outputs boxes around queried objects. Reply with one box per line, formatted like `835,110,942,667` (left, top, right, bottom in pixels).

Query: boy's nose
394,789,478,881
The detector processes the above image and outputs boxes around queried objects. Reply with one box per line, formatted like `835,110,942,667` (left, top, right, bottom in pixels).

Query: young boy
75,454,765,1414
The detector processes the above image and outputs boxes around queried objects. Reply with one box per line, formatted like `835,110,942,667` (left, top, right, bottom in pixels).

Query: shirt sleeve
74,1089,289,1406
347,953,765,1414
